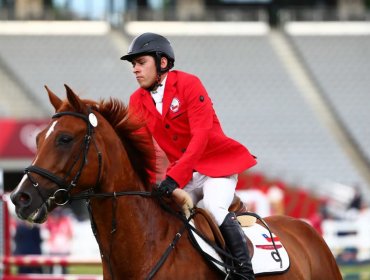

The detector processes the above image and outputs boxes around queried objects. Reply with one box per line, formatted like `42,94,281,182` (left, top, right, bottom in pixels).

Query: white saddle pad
190,221,290,276
244,223,290,275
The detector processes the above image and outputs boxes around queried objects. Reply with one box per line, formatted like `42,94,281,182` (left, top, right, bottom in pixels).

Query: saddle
191,195,255,256
171,189,290,275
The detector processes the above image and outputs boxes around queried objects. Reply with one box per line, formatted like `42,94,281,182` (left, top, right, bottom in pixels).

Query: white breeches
183,172,238,226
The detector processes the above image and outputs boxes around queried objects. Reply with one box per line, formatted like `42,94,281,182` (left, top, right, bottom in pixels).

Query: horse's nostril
19,193,29,202
16,192,32,208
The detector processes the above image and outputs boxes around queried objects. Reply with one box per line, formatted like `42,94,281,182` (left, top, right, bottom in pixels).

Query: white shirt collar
150,75,167,114
150,75,167,103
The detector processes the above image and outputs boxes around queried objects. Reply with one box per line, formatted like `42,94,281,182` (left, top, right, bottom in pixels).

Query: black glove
157,177,178,196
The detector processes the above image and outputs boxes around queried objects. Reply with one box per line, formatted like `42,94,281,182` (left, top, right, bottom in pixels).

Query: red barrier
3,275,102,280
1,195,102,280
2,255,102,280
2,255,101,267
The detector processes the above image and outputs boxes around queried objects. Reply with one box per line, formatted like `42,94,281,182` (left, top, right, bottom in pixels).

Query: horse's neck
91,152,168,241
90,188,159,236
89,187,173,276
88,141,179,275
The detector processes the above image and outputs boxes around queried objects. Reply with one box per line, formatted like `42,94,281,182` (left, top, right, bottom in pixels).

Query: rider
121,32,256,280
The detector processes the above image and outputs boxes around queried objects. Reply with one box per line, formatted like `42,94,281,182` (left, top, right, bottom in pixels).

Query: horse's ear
45,85,62,111
64,84,86,113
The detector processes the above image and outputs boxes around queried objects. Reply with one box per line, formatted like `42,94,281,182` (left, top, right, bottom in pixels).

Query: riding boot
219,212,255,280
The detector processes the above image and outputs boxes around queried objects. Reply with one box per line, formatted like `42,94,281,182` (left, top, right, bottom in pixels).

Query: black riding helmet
120,32,175,74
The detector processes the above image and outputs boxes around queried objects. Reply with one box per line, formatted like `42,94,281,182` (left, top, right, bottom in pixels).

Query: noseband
24,109,102,206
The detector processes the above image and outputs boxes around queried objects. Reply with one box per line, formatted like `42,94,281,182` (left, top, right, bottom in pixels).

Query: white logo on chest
170,98,180,113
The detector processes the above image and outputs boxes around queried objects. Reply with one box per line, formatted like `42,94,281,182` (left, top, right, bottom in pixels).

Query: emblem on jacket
170,98,180,113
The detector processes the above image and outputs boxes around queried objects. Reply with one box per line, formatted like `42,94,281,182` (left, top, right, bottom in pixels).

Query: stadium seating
288,34,370,164
0,22,369,204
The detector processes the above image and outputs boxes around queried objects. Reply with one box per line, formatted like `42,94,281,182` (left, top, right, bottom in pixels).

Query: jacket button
173,135,178,141
165,124,170,129
181,148,186,153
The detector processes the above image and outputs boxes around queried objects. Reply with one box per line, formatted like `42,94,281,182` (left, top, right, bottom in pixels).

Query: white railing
322,209,370,262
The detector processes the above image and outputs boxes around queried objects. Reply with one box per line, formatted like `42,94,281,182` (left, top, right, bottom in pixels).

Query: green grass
9,264,103,275
340,263,370,279
67,265,103,275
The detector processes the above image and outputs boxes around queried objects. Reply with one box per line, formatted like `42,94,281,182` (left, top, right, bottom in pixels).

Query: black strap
71,190,152,200
53,111,90,122
25,165,68,188
146,225,187,280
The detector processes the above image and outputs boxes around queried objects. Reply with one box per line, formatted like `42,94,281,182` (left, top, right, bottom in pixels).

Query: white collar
150,75,167,103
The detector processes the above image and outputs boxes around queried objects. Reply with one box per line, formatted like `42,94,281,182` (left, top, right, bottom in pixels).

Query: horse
10,85,343,280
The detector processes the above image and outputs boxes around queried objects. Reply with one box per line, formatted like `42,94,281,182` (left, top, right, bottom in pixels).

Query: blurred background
0,0,370,279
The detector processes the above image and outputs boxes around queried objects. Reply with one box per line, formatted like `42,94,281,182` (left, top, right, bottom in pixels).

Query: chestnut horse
11,85,342,280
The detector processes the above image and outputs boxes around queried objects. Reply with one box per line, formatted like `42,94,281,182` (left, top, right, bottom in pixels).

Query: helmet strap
146,53,166,91
155,52,162,74
147,73,162,92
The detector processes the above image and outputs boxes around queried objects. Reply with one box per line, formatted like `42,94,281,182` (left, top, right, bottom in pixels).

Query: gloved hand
157,176,179,196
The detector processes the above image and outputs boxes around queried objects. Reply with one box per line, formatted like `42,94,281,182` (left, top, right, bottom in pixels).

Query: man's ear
160,56,168,69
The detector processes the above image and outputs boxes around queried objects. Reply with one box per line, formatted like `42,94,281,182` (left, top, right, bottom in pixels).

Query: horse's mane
86,98,156,188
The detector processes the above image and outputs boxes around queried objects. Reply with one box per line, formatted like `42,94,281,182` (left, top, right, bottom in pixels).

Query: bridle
24,109,102,206
24,109,153,205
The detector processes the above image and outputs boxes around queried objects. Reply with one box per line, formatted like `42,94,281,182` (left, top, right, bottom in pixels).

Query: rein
71,190,152,200
71,189,185,280
73,188,271,280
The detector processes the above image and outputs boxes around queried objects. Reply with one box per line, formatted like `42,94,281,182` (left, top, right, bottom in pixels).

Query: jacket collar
161,71,177,118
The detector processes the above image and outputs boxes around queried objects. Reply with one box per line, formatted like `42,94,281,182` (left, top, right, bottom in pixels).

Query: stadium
0,0,370,279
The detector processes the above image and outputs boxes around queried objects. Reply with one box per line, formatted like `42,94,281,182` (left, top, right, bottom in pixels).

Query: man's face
131,55,157,89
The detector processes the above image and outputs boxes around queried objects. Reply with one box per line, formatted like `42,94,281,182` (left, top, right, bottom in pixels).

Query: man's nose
132,65,139,73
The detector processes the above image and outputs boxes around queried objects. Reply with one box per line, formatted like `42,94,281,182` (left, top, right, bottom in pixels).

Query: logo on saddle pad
190,222,290,276
256,234,282,250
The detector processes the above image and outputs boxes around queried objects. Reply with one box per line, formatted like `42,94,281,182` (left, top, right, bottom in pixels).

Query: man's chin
138,80,156,90
140,83,150,89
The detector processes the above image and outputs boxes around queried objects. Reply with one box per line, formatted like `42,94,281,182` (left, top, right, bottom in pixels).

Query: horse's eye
57,134,73,145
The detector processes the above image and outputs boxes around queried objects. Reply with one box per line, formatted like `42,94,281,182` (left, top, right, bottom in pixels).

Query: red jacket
129,70,257,188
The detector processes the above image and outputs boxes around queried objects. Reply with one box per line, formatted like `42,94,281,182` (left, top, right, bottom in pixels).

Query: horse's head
11,85,155,223
10,85,105,223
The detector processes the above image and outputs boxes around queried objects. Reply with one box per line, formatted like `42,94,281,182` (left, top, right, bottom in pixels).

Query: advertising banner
0,119,48,158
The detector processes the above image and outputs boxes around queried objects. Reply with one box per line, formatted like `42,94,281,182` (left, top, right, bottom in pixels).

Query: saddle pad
190,221,290,276
243,223,290,275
